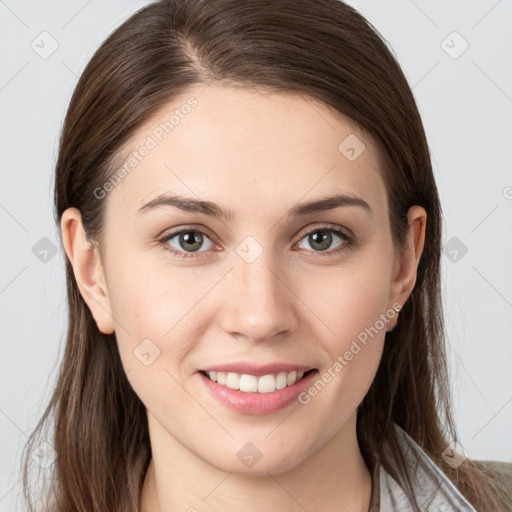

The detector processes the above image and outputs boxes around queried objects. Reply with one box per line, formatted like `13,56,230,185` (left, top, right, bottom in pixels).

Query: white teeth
205,369,309,393
287,371,297,386
258,374,276,393
276,371,287,390
240,374,258,392
226,372,240,390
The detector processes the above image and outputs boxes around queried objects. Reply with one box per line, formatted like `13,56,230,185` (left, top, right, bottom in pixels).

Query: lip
197,368,319,415
200,362,314,377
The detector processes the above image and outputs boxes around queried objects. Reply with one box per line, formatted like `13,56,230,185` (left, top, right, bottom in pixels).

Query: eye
295,224,352,256
158,228,215,259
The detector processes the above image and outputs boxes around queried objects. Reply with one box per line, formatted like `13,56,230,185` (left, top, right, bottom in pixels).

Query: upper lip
199,362,316,377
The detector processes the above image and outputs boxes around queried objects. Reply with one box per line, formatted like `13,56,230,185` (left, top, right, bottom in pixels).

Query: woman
20,0,512,510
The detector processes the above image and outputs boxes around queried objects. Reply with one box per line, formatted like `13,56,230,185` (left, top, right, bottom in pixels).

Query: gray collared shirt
368,424,477,511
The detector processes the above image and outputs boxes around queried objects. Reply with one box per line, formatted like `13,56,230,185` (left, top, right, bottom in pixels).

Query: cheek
300,259,393,349
294,251,393,401
107,254,221,376
106,249,188,334
107,264,201,419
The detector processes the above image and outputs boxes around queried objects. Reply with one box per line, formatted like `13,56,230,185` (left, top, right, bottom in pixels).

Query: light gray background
1,0,511,509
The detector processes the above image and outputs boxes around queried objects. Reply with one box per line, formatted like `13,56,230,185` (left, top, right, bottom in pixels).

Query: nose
218,245,299,343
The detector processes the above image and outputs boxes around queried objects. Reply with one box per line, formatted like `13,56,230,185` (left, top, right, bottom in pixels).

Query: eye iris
180,231,203,252
309,230,332,251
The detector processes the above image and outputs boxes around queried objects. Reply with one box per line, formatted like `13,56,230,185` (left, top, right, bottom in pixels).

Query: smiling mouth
199,369,317,393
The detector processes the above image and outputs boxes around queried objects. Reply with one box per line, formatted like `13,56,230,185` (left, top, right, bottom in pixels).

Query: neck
140,412,372,512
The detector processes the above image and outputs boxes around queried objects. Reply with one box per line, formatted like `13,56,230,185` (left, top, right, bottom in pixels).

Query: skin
61,84,426,512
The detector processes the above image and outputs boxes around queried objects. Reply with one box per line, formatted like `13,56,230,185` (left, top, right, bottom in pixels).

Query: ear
60,207,115,335
388,205,427,327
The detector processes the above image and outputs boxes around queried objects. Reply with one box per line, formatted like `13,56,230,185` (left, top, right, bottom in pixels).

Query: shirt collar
368,423,477,511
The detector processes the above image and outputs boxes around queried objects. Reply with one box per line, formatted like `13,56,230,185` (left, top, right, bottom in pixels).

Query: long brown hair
19,0,511,510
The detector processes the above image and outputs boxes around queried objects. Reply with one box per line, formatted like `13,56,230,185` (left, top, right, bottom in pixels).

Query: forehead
106,85,386,221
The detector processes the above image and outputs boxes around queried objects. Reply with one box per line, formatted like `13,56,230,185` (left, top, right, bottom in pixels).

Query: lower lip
197,370,319,415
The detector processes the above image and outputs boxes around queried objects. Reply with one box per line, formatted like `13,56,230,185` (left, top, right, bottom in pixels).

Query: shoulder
472,459,512,481
471,458,512,507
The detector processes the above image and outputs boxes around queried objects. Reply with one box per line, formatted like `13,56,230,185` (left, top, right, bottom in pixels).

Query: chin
203,442,309,477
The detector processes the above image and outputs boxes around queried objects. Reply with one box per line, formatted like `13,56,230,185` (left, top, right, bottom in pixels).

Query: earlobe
60,208,115,335
389,206,427,312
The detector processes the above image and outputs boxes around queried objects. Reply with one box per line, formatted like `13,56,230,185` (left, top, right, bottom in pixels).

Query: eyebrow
138,192,371,220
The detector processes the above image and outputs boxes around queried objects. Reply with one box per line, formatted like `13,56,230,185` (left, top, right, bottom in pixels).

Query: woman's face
72,84,423,475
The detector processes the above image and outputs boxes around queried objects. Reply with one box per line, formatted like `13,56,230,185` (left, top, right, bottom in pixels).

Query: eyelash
157,224,353,260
